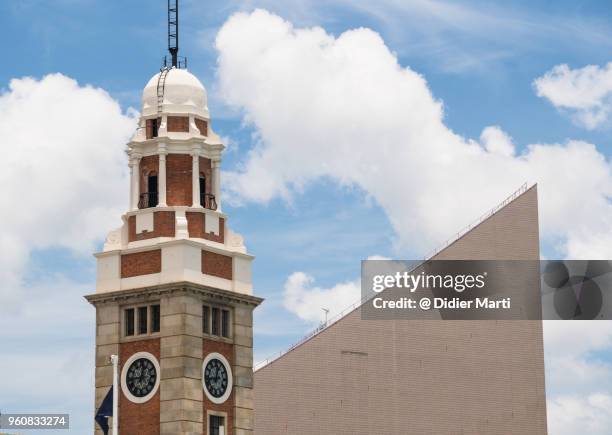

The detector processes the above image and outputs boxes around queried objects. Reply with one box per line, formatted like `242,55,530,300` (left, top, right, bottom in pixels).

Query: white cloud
283,255,390,323
0,74,134,433
283,272,360,324
0,264,99,433
543,321,612,398
225,1,612,74
544,321,612,358
479,125,515,157
0,74,135,304
217,13,612,432
534,63,612,129
216,10,612,259
548,394,612,435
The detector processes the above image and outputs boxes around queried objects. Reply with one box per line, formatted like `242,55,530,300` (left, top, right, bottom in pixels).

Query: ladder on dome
156,0,188,114
157,67,169,114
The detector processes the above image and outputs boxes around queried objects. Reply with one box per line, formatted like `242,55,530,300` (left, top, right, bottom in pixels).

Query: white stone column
158,144,167,207
130,154,141,211
192,147,201,208
158,114,168,137
129,159,134,211
212,160,222,212
188,114,198,136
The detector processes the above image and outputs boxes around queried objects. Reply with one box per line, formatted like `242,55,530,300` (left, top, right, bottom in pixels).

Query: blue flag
95,386,113,435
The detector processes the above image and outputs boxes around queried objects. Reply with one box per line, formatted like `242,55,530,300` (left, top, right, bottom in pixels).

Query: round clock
202,353,233,404
121,352,160,404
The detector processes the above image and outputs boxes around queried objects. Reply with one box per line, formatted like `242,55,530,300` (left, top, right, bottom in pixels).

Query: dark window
147,174,159,207
151,304,160,333
199,175,206,207
138,306,148,335
146,118,160,139
125,308,135,336
209,415,225,435
211,307,219,336
221,309,230,338
203,305,210,334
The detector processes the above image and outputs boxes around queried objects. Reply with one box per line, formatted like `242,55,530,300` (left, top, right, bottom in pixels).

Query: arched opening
148,173,159,207
199,174,217,210
139,171,158,209
199,174,206,207
146,118,160,139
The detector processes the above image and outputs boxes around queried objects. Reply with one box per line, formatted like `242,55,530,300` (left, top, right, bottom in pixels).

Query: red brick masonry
167,116,189,132
186,212,225,244
128,212,176,242
195,118,208,136
203,339,234,435
119,338,161,435
121,250,162,278
201,251,233,280
166,154,192,206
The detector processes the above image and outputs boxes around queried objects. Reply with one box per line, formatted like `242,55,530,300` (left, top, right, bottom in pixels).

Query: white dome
141,68,209,118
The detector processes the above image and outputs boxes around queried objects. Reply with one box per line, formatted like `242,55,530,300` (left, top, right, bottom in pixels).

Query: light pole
110,354,119,435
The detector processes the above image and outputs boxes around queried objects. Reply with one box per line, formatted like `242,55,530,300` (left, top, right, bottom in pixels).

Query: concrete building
254,185,548,434
86,65,262,435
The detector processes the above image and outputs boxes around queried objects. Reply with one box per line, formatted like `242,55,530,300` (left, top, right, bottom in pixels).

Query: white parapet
94,239,253,296
205,213,220,236
136,210,154,234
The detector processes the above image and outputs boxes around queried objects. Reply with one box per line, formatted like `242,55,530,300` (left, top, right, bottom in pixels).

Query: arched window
199,174,206,207
147,173,158,207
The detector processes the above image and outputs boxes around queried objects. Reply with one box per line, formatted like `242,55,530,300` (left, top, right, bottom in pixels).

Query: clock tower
85,12,261,433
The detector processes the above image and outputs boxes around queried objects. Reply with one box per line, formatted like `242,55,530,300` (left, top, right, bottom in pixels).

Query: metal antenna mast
168,0,179,68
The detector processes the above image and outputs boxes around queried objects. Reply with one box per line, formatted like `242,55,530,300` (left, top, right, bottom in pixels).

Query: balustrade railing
201,193,217,210
138,192,159,209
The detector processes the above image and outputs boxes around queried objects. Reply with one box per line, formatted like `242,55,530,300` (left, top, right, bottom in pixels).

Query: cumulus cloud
548,394,612,435
216,13,612,432
0,74,136,304
216,10,612,260
479,125,516,157
543,321,612,396
0,278,94,412
0,74,135,433
283,272,360,324
544,321,612,359
283,255,391,323
534,63,612,129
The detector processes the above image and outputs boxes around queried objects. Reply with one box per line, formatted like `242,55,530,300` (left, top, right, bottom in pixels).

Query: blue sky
4,0,612,150
1,1,612,434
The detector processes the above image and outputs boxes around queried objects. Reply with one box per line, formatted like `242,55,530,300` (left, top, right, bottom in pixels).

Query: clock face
125,358,157,398
204,358,229,399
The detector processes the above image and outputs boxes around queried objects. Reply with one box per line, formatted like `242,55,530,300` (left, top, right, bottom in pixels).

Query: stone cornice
122,205,227,220
84,281,264,307
127,136,224,153
94,237,253,260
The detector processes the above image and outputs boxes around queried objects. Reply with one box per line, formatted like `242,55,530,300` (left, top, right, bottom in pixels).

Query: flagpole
110,355,119,435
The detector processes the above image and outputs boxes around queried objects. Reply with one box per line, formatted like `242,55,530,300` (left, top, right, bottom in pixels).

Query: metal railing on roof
253,182,533,372
254,290,374,372
162,55,188,69
422,182,529,260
